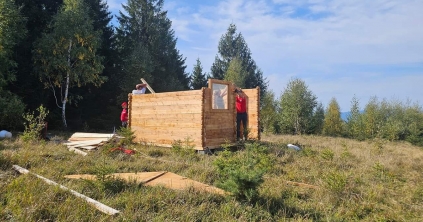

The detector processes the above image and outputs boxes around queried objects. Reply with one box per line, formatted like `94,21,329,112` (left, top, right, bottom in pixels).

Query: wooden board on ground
65,172,226,195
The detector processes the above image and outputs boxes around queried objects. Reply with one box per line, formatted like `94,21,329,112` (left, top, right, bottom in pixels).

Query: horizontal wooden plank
204,124,234,130
133,132,202,140
133,122,202,128
131,108,202,115
132,99,202,107
132,104,202,110
131,90,202,98
132,96,204,104
130,113,202,120
133,117,202,123
64,139,108,146
132,118,202,124
68,137,109,142
134,137,202,147
204,115,236,121
70,133,115,138
133,134,202,141
132,128,201,137
205,128,234,135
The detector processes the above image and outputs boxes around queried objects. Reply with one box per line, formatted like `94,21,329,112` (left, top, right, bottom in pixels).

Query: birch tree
33,0,105,127
278,78,317,135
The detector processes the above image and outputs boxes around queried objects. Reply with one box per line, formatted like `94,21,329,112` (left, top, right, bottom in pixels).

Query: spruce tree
116,0,189,97
12,0,63,112
190,58,208,89
76,0,120,129
211,23,267,101
309,102,325,134
347,95,365,140
0,0,27,129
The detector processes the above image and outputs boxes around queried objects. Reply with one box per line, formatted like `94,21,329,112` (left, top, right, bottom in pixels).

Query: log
68,147,88,156
12,165,119,215
285,180,319,189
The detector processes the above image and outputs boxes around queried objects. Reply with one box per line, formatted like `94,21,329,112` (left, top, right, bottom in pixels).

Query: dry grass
1,133,423,221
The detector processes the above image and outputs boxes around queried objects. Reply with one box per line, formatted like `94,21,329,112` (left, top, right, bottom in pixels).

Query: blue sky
107,0,423,112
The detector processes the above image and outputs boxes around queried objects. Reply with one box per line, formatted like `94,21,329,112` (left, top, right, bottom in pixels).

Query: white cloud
109,0,423,111
105,0,124,11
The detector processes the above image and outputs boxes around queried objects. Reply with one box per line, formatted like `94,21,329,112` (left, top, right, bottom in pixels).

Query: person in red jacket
235,87,247,141
121,102,128,127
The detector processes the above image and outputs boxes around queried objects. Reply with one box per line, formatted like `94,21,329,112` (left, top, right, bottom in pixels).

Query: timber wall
242,87,260,140
203,82,236,148
128,80,260,150
129,90,204,149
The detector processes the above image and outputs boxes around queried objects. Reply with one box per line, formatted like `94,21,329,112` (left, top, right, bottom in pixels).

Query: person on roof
132,83,147,94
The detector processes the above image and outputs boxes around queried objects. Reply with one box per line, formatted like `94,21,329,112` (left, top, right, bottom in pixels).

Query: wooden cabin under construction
128,79,260,150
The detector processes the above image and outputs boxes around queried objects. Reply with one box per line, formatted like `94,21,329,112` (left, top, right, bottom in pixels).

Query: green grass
1,133,423,221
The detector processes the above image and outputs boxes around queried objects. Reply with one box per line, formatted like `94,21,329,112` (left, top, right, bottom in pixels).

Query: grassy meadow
1,133,423,221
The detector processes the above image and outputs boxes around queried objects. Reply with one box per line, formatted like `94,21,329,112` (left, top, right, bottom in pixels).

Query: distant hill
341,112,350,121
341,111,364,121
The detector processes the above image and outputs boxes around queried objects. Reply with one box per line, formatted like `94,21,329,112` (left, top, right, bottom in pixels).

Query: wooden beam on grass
285,180,319,189
68,147,88,156
12,165,119,215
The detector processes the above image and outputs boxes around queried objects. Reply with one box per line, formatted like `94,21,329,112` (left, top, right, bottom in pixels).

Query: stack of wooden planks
64,132,116,154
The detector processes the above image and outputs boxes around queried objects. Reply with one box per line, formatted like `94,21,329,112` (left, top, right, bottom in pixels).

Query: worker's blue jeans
236,112,247,140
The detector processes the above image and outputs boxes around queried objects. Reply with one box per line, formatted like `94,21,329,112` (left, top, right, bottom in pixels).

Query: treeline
261,78,423,146
0,0,267,131
2,0,420,147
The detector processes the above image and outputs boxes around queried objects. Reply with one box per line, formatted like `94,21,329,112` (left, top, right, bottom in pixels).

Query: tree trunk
62,39,72,128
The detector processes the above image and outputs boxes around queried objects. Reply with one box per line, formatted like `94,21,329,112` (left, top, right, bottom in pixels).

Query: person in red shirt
121,102,128,127
235,87,247,141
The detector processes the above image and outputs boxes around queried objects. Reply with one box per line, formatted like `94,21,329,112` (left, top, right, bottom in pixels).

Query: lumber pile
64,132,116,154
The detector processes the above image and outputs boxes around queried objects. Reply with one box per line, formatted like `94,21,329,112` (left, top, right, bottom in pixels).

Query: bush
0,91,25,130
213,142,274,202
20,105,49,142
171,137,196,157
116,126,135,146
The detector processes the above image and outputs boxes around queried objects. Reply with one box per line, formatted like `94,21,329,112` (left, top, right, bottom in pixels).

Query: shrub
171,137,196,157
320,148,335,161
0,91,25,130
213,142,274,202
116,126,135,146
20,105,49,143
323,171,347,194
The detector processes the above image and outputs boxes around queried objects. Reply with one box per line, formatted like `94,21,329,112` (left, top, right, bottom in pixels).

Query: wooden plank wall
242,87,260,140
128,90,204,149
203,85,236,148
